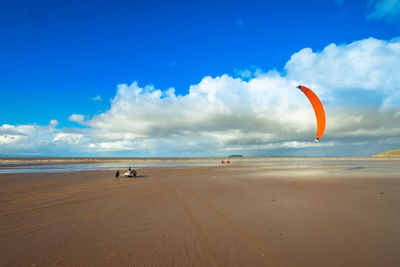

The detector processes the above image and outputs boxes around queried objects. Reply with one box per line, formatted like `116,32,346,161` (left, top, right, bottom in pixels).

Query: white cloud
234,66,264,79
88,73,314,145
0,123,58,151
50,119,59,127
285,37,400,119
0,125,27,145
68,114,85,124
285,37,400,93
2,36,400,156
236,69,252,78
53,132,85,145
366,0,400,23
92,95,102,101
85,37,400,156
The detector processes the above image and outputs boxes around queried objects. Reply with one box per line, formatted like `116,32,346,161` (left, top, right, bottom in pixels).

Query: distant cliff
372,149,400,158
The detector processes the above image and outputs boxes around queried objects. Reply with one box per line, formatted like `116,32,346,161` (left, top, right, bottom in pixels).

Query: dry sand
0,165,399,266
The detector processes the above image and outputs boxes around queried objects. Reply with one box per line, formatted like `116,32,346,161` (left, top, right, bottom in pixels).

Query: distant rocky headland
228,155,243,158
372,149,400,158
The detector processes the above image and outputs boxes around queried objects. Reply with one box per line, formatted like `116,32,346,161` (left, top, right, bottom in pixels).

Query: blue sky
1,0,400,156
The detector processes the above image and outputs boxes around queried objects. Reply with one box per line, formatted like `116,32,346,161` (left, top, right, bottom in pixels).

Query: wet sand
1,165,399,266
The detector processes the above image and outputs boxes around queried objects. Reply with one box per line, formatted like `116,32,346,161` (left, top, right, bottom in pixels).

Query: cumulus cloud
85,74,319,155
285,37,400,93
50,119,59,127
68,114,85,124
0,122,126,156
285,37,400,122
0,123,61,155
2,36,400,156
84,37,400,156
366,0,400,23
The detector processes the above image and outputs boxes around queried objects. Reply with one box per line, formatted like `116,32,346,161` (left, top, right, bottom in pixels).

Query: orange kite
297,85,326,141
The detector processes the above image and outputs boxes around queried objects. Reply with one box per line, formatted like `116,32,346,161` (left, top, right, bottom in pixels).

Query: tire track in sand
174,183,279,267
0,181,162,218
156,177,221,267
0,179,149,206
0,190,170,235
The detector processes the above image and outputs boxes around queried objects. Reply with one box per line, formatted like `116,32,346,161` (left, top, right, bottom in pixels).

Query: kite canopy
297,85,326,141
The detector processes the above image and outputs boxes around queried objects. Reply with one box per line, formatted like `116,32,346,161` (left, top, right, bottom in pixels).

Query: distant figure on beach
221,160,225,164
115,171,120,178
128,166,132,171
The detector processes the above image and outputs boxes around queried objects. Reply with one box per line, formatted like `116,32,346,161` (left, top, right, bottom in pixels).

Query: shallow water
0,158,399,174
0,160,222,174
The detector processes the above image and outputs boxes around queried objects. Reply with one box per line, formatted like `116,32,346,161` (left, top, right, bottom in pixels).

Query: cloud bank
1,37,400,156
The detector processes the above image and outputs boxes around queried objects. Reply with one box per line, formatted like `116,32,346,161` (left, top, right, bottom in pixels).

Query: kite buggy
115,167,136,178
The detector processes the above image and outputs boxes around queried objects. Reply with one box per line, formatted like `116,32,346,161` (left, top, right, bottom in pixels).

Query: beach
1,162,400,266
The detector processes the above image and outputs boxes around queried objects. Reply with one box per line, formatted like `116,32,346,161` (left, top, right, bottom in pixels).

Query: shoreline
2,156,400,164
2,157,400,175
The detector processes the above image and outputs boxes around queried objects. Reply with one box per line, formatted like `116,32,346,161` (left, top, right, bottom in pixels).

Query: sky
1,0,400,157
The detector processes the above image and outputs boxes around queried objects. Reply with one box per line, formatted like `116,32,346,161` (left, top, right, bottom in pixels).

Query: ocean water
0,158,399,175
0,160,222,174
